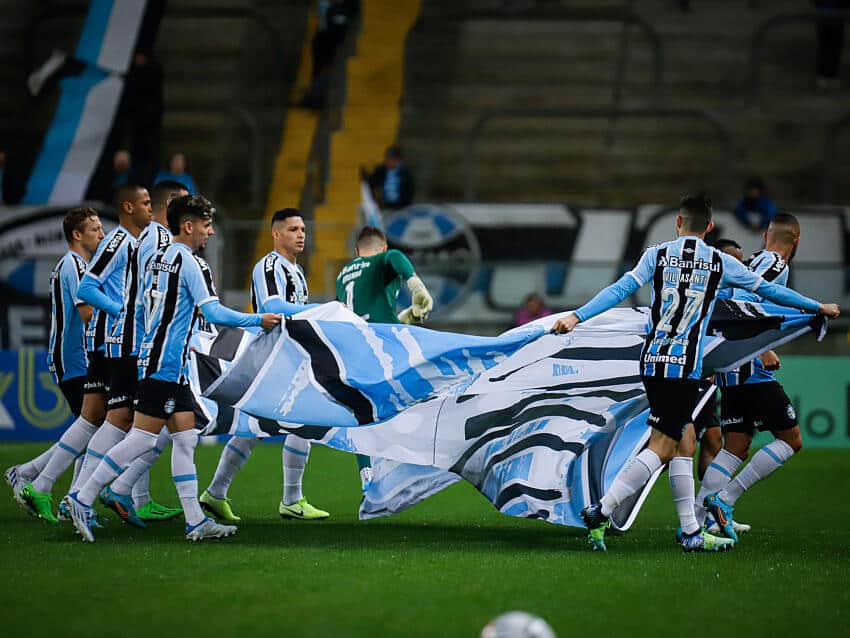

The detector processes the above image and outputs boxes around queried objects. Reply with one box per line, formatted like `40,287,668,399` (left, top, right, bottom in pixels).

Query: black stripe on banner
464,393,607,440
552,344,645,362
147,252,182,376
195,352,223,393
478,433,584,488
277,424,333,440
494,483,561,510
209,328,245,361
51,268,65,380
542,374,643,391
286,319,376,425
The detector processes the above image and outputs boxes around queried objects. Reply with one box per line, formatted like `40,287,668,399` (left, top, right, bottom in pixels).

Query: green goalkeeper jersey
335,249,416,323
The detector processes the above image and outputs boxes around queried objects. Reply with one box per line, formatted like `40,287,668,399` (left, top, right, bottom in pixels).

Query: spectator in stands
734,177,777,232
513,292,551,327
815,1,850,89
367,145,415,210
112,149,135,189
299,0,361,109
154,153,197,194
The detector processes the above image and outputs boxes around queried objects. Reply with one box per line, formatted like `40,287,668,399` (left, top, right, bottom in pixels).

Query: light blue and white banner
190,301,824,530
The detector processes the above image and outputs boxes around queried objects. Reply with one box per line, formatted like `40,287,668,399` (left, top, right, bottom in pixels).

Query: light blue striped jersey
250,251,308,312
138,243,218,384
109,220,172,358
47,250,88,383
716,249,790,387
82,225,135,354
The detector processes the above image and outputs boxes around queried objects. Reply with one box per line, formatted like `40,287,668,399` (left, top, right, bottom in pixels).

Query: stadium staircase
400,0,850,206
303,0,422,295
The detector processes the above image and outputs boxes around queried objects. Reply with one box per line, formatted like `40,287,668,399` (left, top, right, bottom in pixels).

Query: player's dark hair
63,207,99,242
150,179,188,208
356,226,387,248
114,183,145,210
271,208,302,227
713,238,741,252
679,192,713,232
767,212,800,243
167,194,215,234
385,145,402,159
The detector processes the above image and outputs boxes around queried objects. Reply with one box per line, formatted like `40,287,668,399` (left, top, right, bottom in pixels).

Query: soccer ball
480,611,557,638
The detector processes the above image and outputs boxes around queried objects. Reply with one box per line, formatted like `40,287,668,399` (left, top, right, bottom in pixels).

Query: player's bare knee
777,427,803,453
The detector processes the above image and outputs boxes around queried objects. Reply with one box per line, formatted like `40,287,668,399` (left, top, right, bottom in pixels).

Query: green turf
2,443,848,637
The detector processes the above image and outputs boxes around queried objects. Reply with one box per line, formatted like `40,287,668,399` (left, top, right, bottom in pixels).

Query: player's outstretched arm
77,275,123,316
263,296,320,316
199,299,276,329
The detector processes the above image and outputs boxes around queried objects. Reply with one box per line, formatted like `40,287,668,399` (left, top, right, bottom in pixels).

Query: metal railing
408,6,664,92
749,10,850,106
822,109,850,204
462,107,735,201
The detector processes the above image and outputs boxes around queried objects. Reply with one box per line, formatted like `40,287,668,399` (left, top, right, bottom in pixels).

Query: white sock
111,428,170,500
71,456,83,486
599,448,662,516
207,437,258,500
18,444,56,483
171,430,205,527
71,421,126,492
669,456,700,535
31,417,98,493
133,428,172,507
719,439,795,505
695,449,743,524
282,435,310,505
77,428,158,506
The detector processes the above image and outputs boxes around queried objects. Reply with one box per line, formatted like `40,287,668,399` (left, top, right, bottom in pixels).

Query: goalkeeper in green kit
335,226,433,489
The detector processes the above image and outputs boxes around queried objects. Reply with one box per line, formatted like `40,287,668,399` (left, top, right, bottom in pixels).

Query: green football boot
278,497,330,520
199,490,240,522
20,483,58,524
136,499,183,522
580,503,610,551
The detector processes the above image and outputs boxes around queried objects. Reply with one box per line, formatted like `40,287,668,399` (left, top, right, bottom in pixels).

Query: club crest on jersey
164,398,176,414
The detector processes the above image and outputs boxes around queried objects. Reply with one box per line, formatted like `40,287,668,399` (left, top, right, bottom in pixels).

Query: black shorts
106,356,138,410
694,382,719,433
720,381,797,435
83,350,110,395
134,378,195,420
642,376,707,442
58,376,85,417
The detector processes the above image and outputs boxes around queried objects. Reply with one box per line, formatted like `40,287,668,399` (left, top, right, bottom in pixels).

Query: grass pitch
1,443,848,638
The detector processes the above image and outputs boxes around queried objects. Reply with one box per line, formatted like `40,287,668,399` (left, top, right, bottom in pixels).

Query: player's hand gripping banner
187,301,825,530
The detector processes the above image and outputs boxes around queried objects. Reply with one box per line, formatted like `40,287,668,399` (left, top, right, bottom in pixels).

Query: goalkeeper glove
406,275,433,320
397,306,423,325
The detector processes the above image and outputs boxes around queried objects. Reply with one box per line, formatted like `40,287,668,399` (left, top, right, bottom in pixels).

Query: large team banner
183,300,829,530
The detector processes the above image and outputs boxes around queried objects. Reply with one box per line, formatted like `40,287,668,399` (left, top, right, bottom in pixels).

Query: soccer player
700,214,811,542
98,180,189,525
200,208,329,522
19,186,149,522
551,195,839,552
4,208,104,512
696,239,744,480
64,194,281,542
335,225,433,489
